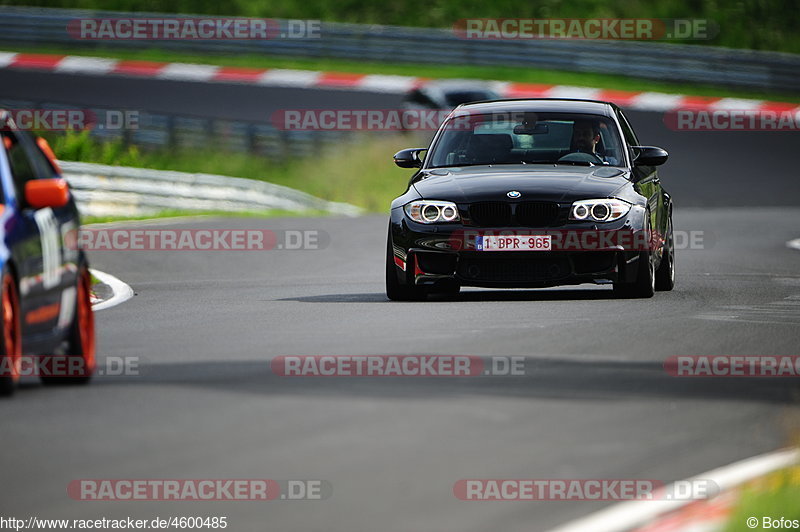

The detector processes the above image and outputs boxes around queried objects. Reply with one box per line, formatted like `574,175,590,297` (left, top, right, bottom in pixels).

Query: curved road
0,68,799,531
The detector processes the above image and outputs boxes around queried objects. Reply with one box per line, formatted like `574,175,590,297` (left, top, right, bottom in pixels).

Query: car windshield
427,111,626,168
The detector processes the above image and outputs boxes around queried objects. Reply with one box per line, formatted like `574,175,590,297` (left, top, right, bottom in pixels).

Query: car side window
26,137,58,180
617,110,640,146
1,130,38,200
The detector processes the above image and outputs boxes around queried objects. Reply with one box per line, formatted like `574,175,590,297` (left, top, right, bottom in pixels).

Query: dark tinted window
1,130,37,196
27,137,58,179
617,109,640,146
428,112,625,167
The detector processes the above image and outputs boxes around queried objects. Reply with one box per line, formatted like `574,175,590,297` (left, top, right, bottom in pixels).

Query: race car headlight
405,201,461,224
569,199,631,222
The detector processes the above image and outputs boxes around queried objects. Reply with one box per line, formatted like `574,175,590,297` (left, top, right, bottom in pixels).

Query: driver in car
571,119,620,165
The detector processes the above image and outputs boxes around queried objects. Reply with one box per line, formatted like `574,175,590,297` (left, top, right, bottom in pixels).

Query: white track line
787,238,800,251
157,63,220,81
545,85,602,100
629,92,686,112
358,74,418,93
710,97,764,111
258,69,321,87
0,51,19,67
90,269,134,311
546,447,800,532
56,56,117,74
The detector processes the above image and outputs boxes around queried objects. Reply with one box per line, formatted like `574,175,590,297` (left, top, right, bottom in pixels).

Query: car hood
412,165,631,203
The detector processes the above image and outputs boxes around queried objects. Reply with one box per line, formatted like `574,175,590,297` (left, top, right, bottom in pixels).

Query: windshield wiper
519,161,595,167
553,161,595,167
429,162,529,169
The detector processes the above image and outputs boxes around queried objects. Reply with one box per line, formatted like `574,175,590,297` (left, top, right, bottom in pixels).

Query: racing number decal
33,207,62,289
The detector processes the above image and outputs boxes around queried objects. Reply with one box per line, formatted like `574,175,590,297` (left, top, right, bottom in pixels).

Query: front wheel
614,214,656,299
613,250,655,299
385,228,427,301
655,215,675,291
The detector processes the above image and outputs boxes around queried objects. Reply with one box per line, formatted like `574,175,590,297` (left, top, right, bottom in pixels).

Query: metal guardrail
0,6,799,93
60,161,362,218
0,97,354,159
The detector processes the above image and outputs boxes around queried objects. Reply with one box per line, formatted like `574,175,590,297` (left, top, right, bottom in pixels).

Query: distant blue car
0,112,95,395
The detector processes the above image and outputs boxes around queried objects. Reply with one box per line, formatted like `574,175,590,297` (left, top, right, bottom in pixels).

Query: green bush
50,131,414,211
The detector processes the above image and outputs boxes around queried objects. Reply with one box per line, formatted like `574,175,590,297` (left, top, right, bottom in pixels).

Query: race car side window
1,130,37,202
25,136,58,180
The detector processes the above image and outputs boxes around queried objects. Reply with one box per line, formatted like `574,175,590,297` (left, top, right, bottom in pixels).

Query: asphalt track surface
1,68,799,532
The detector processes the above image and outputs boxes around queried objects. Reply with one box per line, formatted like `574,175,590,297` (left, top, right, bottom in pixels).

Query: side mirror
393,148,426,168
25,178,70,209
632,146,669,166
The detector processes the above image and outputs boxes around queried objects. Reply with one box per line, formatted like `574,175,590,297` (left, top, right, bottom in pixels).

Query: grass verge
53,130,415,214
724,466,800,531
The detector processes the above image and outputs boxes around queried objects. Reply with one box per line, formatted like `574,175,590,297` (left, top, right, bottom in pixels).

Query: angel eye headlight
440,205,459,221
573,204,590,220
591,203,610,221
405,201,461,224
422,204,440,222
570,199,631,223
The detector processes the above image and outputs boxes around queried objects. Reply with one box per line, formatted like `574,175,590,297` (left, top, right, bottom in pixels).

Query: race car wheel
0,268,22,396
42,265,95,385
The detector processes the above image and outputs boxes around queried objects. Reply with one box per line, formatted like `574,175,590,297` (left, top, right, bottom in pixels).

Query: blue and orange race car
0,111,95,395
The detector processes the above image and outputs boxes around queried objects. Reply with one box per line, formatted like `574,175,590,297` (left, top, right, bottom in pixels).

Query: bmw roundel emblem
507,190,521,199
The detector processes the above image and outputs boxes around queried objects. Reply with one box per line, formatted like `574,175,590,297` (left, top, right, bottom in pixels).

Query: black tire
655,215,675,291
41,265,95,386
386,227,427,301
613,250,655,299
0,267,21,397
613,215,656,299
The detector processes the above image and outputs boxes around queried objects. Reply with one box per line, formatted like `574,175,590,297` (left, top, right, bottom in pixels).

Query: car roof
453,98,618,117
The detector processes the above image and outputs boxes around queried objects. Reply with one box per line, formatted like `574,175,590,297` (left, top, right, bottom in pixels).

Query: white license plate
476,235,552,251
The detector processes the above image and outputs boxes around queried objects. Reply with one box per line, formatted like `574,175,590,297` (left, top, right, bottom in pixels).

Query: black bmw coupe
387,99,674,300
